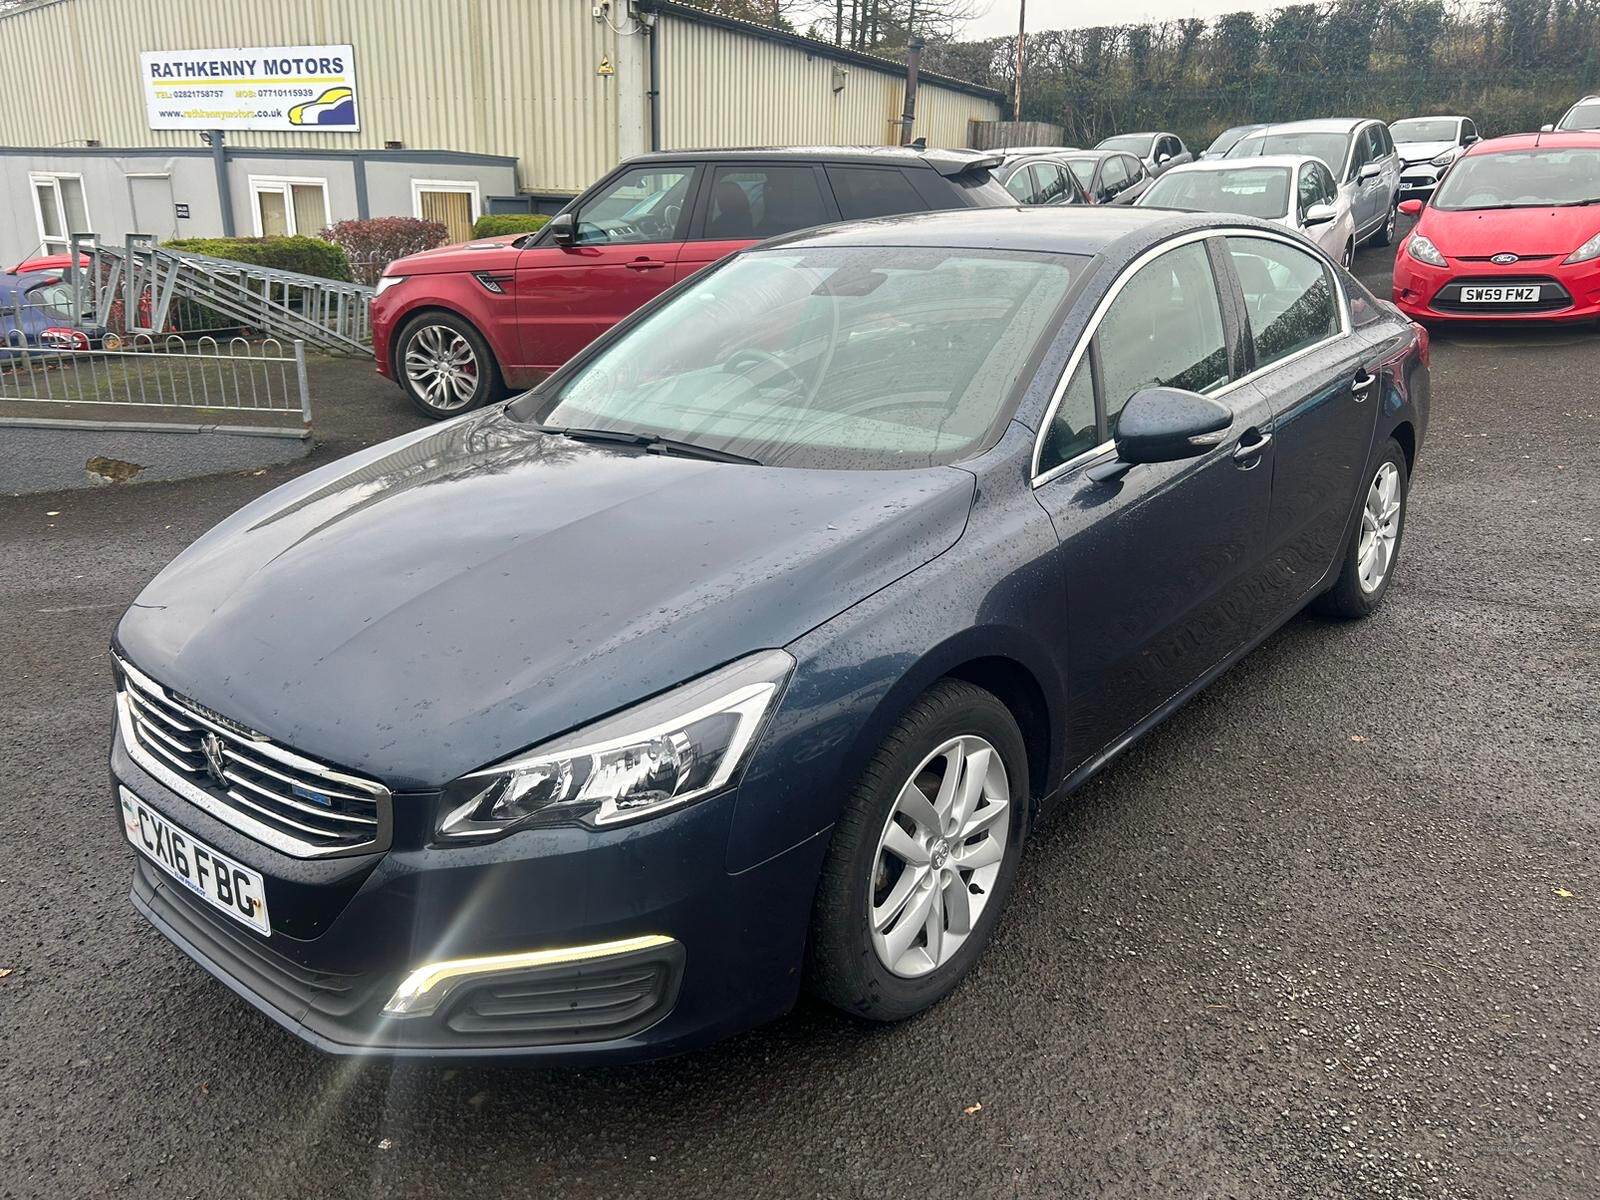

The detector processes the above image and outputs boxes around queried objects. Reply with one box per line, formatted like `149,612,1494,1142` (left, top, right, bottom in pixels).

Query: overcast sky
958,0,1287,40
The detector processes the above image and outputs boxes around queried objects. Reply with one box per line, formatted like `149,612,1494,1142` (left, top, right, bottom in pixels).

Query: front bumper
1392,245,1600,323
113,726,826,1062
1398,164,1446,196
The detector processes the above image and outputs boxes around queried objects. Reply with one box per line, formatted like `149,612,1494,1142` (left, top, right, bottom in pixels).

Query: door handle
1351,372,1376,398
1233,430,1272,465
625,258,667,271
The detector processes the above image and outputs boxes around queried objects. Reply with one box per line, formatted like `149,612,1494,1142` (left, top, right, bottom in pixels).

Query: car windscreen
1098,135,1153,155
1431,147,1600,209
1390,119,1458,143
1559,103,1600,130
1141,167,1291,219
1205,127,1256,156
517,246,1084,470
1228,132,1350,176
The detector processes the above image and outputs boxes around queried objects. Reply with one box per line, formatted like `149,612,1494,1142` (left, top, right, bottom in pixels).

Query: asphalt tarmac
1,224,1596,1199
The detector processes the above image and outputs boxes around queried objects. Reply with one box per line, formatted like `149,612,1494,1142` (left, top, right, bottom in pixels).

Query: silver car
1226,118,1402,247
1389,115,1479,198
1095,131,1193,177
1136,155,1358,266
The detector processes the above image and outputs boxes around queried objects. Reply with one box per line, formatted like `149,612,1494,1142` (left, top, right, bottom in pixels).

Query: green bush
165,235,352,281
471,214,550,239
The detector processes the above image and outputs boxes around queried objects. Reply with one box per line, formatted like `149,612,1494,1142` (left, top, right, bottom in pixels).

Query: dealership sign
141,45,359,132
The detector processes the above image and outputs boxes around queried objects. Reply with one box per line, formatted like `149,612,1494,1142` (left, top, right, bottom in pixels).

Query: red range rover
371,146,1013,417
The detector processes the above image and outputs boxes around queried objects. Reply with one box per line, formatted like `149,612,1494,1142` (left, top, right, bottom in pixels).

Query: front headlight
1564,230,1600,265
1430,149,1459,168
437,649,793,840
1407,233,1448,267
374,274,407,296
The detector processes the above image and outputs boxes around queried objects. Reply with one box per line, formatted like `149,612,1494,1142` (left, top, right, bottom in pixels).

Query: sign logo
140,45,359,133
1491,252,1519,265
200,732,229,789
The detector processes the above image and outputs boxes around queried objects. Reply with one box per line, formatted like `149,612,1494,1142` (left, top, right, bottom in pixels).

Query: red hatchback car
370,146,1012,417
1392,131,1600,324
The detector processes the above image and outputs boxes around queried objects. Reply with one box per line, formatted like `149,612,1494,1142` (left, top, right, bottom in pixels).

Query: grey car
1389,115,1480,198
1095,131,1193,177
1226,118,1402,247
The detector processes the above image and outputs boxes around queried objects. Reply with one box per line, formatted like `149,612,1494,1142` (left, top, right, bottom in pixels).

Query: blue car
0,270,107,360
110,207,1429,1061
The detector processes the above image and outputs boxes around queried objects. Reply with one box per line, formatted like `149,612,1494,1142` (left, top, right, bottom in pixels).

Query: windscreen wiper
537,425,761,465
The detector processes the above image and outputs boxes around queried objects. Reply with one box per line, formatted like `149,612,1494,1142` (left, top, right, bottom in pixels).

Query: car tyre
1373,201,1398,247
1312,438,1409,619
395,312,505,420
806,679,1029,1022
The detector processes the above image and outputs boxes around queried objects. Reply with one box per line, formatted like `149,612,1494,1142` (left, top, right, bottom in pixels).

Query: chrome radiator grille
115,656,390,858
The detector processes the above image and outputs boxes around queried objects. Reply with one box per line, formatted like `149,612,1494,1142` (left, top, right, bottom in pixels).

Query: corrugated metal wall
0,0,996,194
656,15,997,150
0,0,620,193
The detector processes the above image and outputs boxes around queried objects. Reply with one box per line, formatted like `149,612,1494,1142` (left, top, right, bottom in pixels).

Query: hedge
165,235,353,282
471,214,550,239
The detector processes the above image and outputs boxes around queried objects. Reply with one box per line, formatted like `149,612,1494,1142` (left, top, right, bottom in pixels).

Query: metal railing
70,234,373,356
0,315,309,431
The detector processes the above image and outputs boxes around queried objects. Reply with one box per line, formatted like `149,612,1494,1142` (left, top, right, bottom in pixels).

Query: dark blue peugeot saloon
111,207,1428,1061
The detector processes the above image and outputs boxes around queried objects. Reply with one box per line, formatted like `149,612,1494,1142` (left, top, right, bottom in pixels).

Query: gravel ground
0,225,1596,1199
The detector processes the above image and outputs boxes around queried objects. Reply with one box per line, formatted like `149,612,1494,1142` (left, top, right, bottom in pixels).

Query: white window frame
411,178,482,227
247,175,332,237
29,172,93,252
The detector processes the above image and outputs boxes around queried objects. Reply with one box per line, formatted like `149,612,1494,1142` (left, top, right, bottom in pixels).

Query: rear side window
703,166,831,240
1038,164,1073,204
827,166,927,220
1227,236,1340,368
1099,156,1128,193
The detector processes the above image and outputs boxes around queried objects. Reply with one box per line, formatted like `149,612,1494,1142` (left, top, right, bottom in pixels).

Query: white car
1226,118,1402,247
1095,131,1193,177
1389,115,1480,198
1136,155,1359,266
1545,95,1600,132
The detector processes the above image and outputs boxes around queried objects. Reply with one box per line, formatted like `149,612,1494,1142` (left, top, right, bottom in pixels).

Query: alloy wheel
1343,241,1354,268
1357,461,1402,593
868,735,1011,978
403,324,480,412
1385,205,1397,242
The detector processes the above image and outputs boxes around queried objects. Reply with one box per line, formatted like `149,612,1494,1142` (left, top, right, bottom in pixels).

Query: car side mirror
547,212,576,247
1463,133,1479,144
1112,387,1233,466
1398,198,1424,217
1303,201,1337,227
1358,162,1381,182
1156,152,1171,165
1541,123,1555,132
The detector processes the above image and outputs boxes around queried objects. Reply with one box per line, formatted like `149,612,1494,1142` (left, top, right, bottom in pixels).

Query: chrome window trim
114,654,392,860
1030,225,1353,489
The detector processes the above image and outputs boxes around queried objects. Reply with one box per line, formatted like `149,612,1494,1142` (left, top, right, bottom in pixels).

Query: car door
1220,233,1379,609
1352,126,1386,235
674,162,837,285
1032,235,1278,766
512,163,699,373
1093,156,1125,203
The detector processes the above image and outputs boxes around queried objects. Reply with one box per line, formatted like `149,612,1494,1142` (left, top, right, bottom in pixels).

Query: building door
128,175,177,241
414,181,480,243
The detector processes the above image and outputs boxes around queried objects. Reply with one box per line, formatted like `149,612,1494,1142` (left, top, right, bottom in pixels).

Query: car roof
1099,131,1162,141
1390,114,1466,123
1466,131,1600,153
1155,154,1314,175
1061,148,1127,161
1242,118,1370,137
0,271,54,301
763,205,1220,257
624,145,1002,176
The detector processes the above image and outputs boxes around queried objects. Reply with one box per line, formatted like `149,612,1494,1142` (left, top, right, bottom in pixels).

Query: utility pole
900,36,924,144
1013,0,1026,121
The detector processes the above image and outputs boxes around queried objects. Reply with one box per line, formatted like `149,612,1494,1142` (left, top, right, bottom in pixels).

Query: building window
30,173,92,252
249,176,331,237
413,180,481,243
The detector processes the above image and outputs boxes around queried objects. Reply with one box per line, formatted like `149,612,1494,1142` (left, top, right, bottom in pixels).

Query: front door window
573,167,694,245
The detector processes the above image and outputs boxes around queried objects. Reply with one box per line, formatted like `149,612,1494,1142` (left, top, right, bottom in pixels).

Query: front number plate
1460,285,1539,303
120,787,271,935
